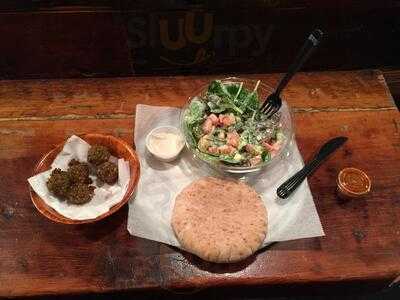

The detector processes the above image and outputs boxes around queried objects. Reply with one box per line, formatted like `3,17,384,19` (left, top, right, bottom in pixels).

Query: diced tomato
208,114,219,125
226,131,240,148
219,113,236,126
207,146,219,155
202,119,214,134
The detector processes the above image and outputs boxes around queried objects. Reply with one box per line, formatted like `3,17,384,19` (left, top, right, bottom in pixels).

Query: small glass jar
337,167,371,200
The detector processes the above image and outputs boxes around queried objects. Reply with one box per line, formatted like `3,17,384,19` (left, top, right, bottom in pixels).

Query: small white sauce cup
145,126,185,162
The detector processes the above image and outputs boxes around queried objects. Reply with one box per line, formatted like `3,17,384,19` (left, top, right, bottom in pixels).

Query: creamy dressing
148,132,183,159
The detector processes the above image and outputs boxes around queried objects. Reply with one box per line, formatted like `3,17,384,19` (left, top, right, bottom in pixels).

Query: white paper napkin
28,135,130,220
128,104,324,247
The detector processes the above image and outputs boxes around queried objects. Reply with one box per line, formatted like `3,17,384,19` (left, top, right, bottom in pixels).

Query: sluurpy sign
126,10,275,71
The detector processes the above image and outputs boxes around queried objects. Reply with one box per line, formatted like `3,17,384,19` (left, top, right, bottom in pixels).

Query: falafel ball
68,159,82,167
46,168,71,198
67,183,95,205
87,145,111,166
68,162,92,184
97,161,118,184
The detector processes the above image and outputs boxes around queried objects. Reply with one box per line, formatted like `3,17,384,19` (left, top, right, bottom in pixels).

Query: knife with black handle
277,136,348,199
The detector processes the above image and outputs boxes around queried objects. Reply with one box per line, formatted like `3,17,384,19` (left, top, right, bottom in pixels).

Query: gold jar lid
337,167,371,198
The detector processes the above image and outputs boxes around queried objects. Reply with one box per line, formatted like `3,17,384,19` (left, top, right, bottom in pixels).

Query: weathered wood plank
0,70,396,121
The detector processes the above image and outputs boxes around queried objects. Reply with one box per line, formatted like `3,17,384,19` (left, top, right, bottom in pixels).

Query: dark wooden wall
0,1,400,80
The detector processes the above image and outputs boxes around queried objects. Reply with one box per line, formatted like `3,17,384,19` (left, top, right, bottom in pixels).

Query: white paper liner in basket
28,135,130,220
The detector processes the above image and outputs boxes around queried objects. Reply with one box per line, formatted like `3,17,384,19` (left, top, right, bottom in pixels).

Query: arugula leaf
261,151,271,162
207,80,261,115
225,82,244,105
244,92,260,112
207,100,232,114
226,83,240,98
186,98,206,125
239,80,260,113
208,80,231,98
207,81,244,114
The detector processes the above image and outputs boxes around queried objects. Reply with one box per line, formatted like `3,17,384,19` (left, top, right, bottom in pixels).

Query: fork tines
261,101,279,118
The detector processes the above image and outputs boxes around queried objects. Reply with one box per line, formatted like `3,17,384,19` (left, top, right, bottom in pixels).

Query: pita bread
171,177,267,263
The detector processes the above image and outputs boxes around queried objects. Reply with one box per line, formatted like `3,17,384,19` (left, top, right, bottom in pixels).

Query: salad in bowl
181,78,294,173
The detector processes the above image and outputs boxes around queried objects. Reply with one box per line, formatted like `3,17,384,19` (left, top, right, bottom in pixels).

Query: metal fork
261,29,324,118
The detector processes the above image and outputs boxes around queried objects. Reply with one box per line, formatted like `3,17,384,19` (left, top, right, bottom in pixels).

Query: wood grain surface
0,70,399,297
0,70,394,121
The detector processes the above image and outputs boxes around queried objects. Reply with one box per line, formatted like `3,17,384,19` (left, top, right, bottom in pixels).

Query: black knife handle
277,136,348,199
277,158,322,199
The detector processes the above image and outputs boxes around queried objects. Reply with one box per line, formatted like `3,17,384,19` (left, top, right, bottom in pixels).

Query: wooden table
0,70,399,298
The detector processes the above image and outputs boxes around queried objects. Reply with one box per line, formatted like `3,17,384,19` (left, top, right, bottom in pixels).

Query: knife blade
277,136,348,199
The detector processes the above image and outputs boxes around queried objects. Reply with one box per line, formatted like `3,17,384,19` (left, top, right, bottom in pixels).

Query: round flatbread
171,177,267,263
